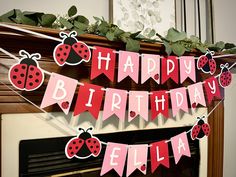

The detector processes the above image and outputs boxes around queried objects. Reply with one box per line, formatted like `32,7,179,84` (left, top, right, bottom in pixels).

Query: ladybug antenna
206,49,215,56
19,50,30,58
30,53,41,60
59,32,69,39
86,127,93,133
197,116,201,120
220,63,229,69
202,115,205,119
69,31,77,37
78,128,85,132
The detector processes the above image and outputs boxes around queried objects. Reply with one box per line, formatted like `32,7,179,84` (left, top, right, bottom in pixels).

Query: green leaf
190,35,200,43
68,5,77,17
72,27,86,36
223,47,236,54
114,28,124,37
93,16,102,22
126,38,140,52
74,21,88,30
163,41,172,55
39,14,56,27
166,28,187,42
59,17,73,29
215,41,225,50
225,43,235,49
97,21,109,35
130,31,141,38
147,29,156,38
171,43,186,56
75,15,89,25
196,45,207,53
15,9,37,25
106,31,115,41
0,9,16,22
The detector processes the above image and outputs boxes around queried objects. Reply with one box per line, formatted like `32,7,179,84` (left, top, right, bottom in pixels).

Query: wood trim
207,100,224,177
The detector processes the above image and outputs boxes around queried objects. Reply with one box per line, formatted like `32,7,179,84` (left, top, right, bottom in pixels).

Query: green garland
1,5,236,56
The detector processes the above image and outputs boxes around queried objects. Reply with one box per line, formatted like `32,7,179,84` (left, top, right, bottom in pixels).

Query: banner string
1,23,236,60
1,47,236,95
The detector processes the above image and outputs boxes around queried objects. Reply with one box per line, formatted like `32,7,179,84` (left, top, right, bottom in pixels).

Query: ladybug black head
197,116,205,125
220,63,230,72
78,127,93,140
205,50,215,60
19,50,41,67
59,31,77,46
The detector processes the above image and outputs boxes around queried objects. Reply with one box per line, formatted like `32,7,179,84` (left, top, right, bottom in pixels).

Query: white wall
213,1,236,177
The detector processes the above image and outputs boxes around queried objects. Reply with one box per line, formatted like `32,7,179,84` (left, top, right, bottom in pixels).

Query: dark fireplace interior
19,126,200,177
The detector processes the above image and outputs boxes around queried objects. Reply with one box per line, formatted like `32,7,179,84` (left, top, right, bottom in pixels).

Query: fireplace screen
19,127,200,177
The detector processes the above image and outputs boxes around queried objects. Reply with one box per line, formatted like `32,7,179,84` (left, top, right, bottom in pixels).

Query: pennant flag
179,56,196,83
118,51,139,83
103,88,127,121
128,91,149,122
141,54,160,84
73,83,104,119
150,140,169,173
90,46,116,81
204,77,222,104
161,56,179,84
171,132,191,164
170,87,188,116
188,82,206,110
150,90,169,120
126,144,148,177
40,73,77,114
101,142,128,177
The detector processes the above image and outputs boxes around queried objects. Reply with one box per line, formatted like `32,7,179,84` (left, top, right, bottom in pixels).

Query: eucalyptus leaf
163,41,172,55
215,41,225,50
130,31,141,38
74,21,88,31
75,15,89,25
106,31,115,41
15,9,37,25
114,28,124,37
68,5,77,17
166,28,187,42
59,17,73,29
147,29,155,38
126,38,140,52
223,47,236,54
93,16,102,22
97,21,109,35
0,9,15,22
171,43,186,56
190,35,200,43
72,27,86,36
196,45,207,53
225,43,236,49
39,14,56,27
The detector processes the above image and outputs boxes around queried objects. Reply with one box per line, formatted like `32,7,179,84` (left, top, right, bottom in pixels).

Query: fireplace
19,127,200,177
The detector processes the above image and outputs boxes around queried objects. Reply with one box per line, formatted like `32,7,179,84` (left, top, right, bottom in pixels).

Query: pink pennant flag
188,82,206,110
141,54,160,84
179,56,196,83
171,132,191,164
40,73,77,114
150,140,169,173
128,91,149,122
100,142,128,177
73,83,104,119
170,87,188,116
103,88,128,121
161,56,179,84
126,144,148,177
204,77,222,104
90,46,116,81
118,51,139,83
150,90,169,120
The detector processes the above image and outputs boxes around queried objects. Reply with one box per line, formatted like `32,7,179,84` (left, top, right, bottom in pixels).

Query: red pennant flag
150,91,169,120
73,83,104,119
161,56,179,84
90,46,116,81
150,140,169,173
204,77,222,104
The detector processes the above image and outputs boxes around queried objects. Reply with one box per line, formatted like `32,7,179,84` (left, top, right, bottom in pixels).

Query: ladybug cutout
53,31,91,66
191,116,210,140
9,50,44,91
219,63,232,88
197,50,216,75
65,127,101,159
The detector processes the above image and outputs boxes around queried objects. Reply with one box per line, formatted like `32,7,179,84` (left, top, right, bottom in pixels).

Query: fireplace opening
19,127,200,177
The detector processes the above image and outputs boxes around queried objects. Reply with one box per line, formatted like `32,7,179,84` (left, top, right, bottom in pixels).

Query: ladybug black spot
69,147,72,150
65,46,69,49
22,66,26,69
93,140,96,144
85,49,88,52
17,81,21,84
79,140,82,143
59,48,63,51
20,74,24,77
29,82,33,86
90,146,93,149
81,45,84,48
74,44,78,48
30,67,34,71
73,141,76,144
84,55,87,58
36,72,40,76
75,146,78,149
94,150,97,153
71,152,74,155
35,79,39,83
96,146,99,148
14,68,18,72
29,75,33,79
57,54,60,57
79,50,82,54
63,53,67,56
88,140,91,143
13,76,17,79
60,59,64,62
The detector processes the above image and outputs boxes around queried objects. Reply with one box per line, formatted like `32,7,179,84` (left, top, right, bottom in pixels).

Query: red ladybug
191,116,210,140
65,127,101,159
219,63,232,88
53,31,91,66
197,50,216,75
9,50,44,91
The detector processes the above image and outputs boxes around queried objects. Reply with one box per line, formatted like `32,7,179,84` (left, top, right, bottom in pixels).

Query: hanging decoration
9,50,44,91
197,50,216,75
190,116,210,140
53,31,91,66
219,63,232,88
65,127,102,159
